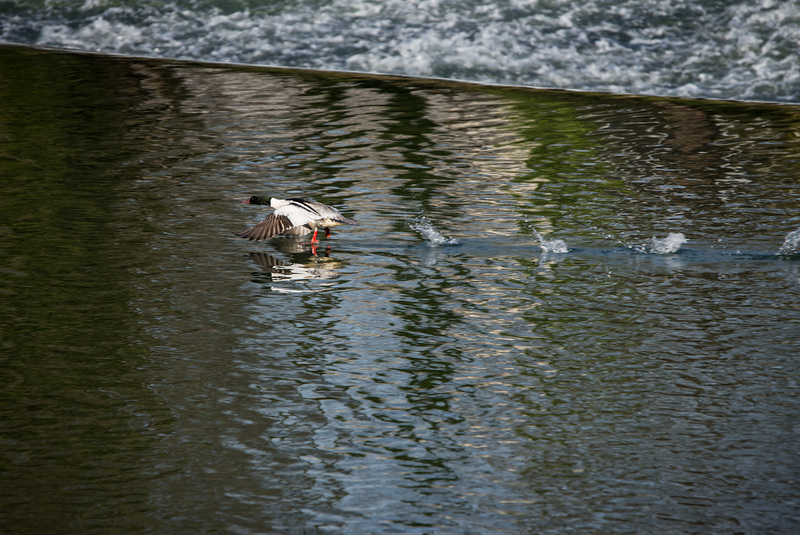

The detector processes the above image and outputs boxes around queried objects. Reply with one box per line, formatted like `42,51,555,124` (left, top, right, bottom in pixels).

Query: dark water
1,44,800,534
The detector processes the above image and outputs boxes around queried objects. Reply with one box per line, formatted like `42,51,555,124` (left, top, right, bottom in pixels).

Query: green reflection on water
0,46,174,533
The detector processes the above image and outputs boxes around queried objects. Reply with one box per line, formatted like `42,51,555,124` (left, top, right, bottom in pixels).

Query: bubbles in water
777,228,800,255
650,233,687,254
409,217,459,246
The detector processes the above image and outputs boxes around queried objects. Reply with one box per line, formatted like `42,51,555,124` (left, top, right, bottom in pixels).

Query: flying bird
235,196,358,244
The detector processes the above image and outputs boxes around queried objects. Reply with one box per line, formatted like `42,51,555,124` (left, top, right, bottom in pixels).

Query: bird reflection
246,240,342,283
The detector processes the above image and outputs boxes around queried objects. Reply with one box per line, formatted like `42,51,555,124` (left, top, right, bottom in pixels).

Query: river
1,44,799,533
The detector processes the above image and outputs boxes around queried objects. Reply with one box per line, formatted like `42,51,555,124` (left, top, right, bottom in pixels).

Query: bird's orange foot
303,229,321,245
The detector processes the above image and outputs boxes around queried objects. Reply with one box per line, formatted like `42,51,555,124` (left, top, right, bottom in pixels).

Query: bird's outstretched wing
235,213,297,241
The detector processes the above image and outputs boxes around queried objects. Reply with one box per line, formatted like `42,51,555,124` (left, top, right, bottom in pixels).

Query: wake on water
410,217,569,253
646,229,800,257
407,219,800,260
600,230,687,255
411,217,686,256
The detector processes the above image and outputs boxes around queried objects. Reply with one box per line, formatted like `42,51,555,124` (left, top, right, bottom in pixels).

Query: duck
235,196,358,244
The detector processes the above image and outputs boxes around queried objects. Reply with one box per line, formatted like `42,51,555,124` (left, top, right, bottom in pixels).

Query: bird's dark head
242,196,270,205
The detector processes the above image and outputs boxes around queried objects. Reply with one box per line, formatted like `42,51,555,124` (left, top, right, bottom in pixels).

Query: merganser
235,196,358,243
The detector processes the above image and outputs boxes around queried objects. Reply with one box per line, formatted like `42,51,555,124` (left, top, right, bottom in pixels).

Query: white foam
539,238,569,254
409,217,459,246
650,233,687,254
777,228,800,255
1,0,798,102
527,226,569,254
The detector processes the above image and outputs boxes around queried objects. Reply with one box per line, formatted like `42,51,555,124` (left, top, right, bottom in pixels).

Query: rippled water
1,45,800,534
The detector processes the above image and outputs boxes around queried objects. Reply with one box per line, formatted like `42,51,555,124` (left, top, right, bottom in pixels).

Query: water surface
1,45,800,534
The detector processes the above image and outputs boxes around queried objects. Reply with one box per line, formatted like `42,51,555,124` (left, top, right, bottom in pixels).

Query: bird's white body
271,198,350,230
